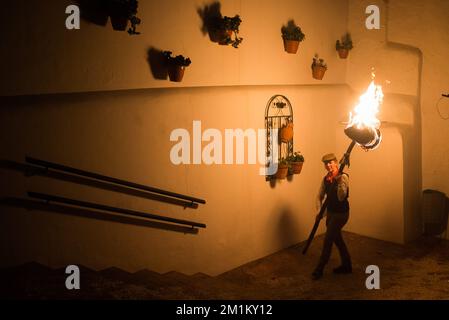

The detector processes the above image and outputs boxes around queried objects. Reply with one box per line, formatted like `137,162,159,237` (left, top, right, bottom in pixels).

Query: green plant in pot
275,158,290,180
335,33,353,59
311,54,327,80
216,15,243,48
287,151,305,174
281,19,305,54
163,51,192,82
108,0,141,35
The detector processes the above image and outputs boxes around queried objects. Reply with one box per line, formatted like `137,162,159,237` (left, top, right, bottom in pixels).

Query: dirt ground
2,231,449,299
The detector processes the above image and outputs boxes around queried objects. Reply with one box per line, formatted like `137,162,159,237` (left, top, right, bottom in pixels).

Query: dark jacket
323,172,349,213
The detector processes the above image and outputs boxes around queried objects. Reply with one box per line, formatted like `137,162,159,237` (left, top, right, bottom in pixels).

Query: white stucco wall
1,0,446,274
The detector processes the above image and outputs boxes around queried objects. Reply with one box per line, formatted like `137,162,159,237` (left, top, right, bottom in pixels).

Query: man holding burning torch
312,153,352,280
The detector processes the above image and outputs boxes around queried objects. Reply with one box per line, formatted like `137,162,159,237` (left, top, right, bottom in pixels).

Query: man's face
324,160,338,173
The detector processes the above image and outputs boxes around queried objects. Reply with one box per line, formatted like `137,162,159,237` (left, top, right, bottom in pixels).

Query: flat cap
321,153,337,163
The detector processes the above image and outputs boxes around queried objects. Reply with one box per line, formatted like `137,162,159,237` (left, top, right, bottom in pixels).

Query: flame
347,81,383,130
346,80,383,149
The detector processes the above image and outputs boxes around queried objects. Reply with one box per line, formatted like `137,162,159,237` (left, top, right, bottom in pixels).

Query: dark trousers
315,211,351,271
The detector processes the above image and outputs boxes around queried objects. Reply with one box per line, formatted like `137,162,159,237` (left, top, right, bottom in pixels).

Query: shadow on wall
276,206,301,248
0,197,198,234
268,174,295,188
196,1,226,44
0,160,198,209
383,0,423,242
387,61,422,242
147,47,169,80
0,159,200,234
75,0,109,26
383,119,422,241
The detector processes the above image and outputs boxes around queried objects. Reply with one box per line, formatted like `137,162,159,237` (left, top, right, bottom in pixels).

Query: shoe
333,265,352,274
311,269,323,280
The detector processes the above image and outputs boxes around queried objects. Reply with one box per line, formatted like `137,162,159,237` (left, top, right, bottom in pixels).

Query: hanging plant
311,54,327,80
275,158,290,180
163,51,192,82
335,33,353,59
281,19,305,54
287,152,305,174
108,0,141,35
214,15,243,48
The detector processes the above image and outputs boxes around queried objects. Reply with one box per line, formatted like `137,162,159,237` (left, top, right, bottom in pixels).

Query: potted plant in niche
311,54,327,80
281,19,305,54
335,33,353,58
163,51,192,82
275,158,289,180
279,121,294,143
108,0,141,35
215,15,243,48
288,151,305,174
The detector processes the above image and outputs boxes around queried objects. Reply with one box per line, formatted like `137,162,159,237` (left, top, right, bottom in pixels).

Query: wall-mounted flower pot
291,161,304,174
168,65,186,82
218,30,233,45
163,51,191,82
280,123,293,142
283,39,299,54
312,66,326,80
275,164,289,179
336,33,353,59
337,48,349,59
110,14,129,31
211,15,242,48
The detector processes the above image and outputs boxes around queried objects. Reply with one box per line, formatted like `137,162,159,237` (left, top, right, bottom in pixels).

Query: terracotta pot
168,65,185,82
275,164,289,179
338,48,349,59
280,123,293,143
110,14,128,31
291,161,303,174
312,66,326,80
218,30,233,45
283,39,299,54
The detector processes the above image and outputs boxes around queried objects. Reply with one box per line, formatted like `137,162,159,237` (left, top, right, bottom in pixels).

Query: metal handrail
28,192,206,229
26,156,206,205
